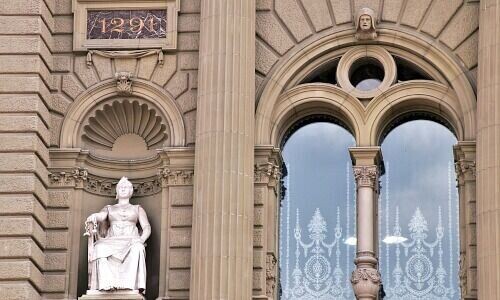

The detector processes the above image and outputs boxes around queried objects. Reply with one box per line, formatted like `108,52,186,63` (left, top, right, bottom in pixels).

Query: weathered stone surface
275,0,312,42
47,190,71,208
254,206,264,226
169,228,191,247
92,55,113,80
0,76,51,104
0,238,44,269
46,231,68,250
62,75,84,100
0,55,55,90
176,89,197,113
50,94,72,115
46,211,69,229
179,52,198,70
54,15,72,33
170,207,192,227
301,0,333,32
0,133,49,165
169,186,193,206
257,0,273,11
45,252,67,271
183,110,196,145
421,0,463,37
180,0,200,13
168,269,190,290
0,114,50,146
165,72,189,98
382,0,403,22
0,260,43,290
256,39,279,75
0,195,46,226
253,228,264,247
0,153,49,185
330,0,352,24
74,56,98,88
53,55,71,72
400,0,432,28
178,33,200,51
353,0,380,17
0,281,40,300
455,31,479,69
0,217,46,247
44,274,66,292
178,14,200,32
136,54,158,80
53,35,72,53
54,0,72,15
151,54,177,86
256,12,295,56
188,71,198,89
169,249,191,268
440,4,479,50
50,114,63,146
0,94,50,126
114,58,137,74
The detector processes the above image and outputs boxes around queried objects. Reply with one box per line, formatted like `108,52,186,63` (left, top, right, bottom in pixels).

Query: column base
79,290,145,300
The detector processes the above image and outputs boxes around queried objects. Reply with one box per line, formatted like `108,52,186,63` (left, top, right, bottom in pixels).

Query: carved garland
351,267,381,284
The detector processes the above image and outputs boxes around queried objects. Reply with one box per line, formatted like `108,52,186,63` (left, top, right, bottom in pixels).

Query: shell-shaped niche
82,100,169,158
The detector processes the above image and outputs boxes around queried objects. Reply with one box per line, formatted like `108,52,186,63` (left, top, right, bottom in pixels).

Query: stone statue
83,177,151,297
355,7,377,40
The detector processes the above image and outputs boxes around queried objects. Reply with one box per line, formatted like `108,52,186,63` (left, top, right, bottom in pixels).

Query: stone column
453,142,477,299
349,147,382,300
190,1,255,299
477,1,500,299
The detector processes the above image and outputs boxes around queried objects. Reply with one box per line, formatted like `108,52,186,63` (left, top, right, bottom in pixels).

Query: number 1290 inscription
87,10,167,40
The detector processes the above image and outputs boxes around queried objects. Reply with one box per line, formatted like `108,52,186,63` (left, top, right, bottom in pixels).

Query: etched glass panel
379,120,460,299
279,122,356,300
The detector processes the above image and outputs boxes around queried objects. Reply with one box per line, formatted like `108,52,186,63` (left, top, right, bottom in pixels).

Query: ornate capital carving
353,165,378,188
455,159,476,180
254,162,281,186
49,167,88,188
115,71,133,95
157,167,194,186
265,253,277,297
351,267,381,284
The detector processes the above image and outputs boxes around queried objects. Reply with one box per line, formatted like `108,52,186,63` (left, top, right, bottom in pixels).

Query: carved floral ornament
353,165,379,188
84,175,161,197
265,253,277,297
455,159,476,179
115,71,133,95
157,167,194,186
49,167,88,187
254,162,282,185
350,267,381,284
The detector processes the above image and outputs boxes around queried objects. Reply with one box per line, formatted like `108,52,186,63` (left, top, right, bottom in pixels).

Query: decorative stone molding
265,253,277,297
455,159,476,180
254,162,282,187
351,267,381,285
351,267,381,299
459,252,467,297
353,165,378,188
84,174,161,197
157,167,194,186
86,50,164,67
115,72,133,95
49,167,88,188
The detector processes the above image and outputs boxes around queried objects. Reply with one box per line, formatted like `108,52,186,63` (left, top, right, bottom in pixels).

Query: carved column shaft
477,2,500,298
350,148,382,300
190,1,255,299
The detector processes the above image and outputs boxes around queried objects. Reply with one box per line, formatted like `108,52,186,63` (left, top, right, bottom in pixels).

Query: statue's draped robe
89,205,148,291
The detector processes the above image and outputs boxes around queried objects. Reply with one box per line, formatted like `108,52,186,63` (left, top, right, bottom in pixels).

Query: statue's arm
138,206,151,244
86,206,109,224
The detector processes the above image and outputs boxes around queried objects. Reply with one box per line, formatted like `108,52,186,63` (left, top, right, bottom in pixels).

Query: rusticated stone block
53,55,71,72
170,186,193,206
54,0,72,15
0,37,53,69
92,54,113,80
137,54,158,80
188,71,198,89
256,39,278,75
176,89,196,113
45,252,67,271
301,0,333,32
257,0,273,11
275,0,312,42
421,0,463,37
0,194,46,226
46,231,68,249
46,210,69,229
61,75,84,100
178,14,200,32
178,33,199,51
0,174,48,206
256,12,294,55
168,269,190,290
254,206,264,226
50,113,63,146
169,248,191,268
44,274,66,292
0,238,44,269
180,0,200,13
54,15,72,33
169,228,191,247
455,31,479,69
178,52,198,70
382,0,403,23
74,55,98,88
0,54,56,91
0,282,40,300
0,114,50,146
0,153,49,185
170,207,193,227
151,54,177,86
47,190,71,208
253,249,265,268
183,110,196,145
53,35,72,53
0,260,43,290
439,4,479,50
330,0,352,24
400,0,432,28
0,133,49,165
253,228,264,247
166,72,189,98
0,216,46,247
0,94,50,126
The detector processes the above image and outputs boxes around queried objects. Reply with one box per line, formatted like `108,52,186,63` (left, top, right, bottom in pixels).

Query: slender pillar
477,1,500,299
190,1,255,299
350,147,383,300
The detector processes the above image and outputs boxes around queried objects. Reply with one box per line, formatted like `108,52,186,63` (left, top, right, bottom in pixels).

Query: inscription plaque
87,10,167,40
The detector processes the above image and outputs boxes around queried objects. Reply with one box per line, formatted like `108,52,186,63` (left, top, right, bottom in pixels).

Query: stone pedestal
349,147,383,300
79,290,144,300
190,0,256,299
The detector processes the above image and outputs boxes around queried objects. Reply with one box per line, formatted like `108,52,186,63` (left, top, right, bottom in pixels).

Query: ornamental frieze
157,167,194,186
84,175,161,197
49,167,88,188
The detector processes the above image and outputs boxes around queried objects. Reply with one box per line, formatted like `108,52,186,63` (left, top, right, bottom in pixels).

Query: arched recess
255,28,476,146
60,79,186,149
269,83,365,147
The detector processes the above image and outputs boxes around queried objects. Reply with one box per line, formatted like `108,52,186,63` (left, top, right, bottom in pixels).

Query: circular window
349,58,384,91
336,46,397,99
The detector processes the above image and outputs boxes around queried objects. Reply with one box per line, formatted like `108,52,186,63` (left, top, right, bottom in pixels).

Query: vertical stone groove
477,1,500,299
190,0,255,299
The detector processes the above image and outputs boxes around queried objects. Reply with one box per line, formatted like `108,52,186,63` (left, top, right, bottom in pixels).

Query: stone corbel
115,72,133,95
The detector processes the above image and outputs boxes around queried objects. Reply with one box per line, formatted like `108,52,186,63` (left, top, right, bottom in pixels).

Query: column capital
349,146,384,173
353,165,379,188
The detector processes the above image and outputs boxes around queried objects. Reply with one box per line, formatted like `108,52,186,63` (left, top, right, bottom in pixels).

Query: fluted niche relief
81,99,170,159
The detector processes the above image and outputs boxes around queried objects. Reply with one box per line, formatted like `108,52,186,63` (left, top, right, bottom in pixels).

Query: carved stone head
355,8,377,40
116,176,134,199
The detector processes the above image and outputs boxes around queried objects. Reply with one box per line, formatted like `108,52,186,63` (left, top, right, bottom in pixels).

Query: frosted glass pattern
279,123,356,300
379,120,460,300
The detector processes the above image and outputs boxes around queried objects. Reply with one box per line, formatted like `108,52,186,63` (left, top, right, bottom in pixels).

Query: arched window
279,121,356,299
378,120,460,299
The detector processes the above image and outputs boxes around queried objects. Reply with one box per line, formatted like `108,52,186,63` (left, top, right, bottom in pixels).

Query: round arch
255,28,476,146
60,79,186,148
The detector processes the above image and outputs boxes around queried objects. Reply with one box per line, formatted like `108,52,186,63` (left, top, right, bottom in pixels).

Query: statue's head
355,8,377,40
116,177,134,200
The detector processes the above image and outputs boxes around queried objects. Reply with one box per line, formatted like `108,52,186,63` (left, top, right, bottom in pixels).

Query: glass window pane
279,122,356,300
379,120,460,299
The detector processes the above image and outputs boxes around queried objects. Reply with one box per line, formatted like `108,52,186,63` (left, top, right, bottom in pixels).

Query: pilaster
477,1,500,299
349,147,383,300
190,1,255,299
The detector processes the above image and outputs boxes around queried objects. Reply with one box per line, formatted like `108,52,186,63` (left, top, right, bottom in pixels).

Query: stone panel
0,115,49,146
0,282,40,300
301,0,333,32
256,12,294,55
47,190,71,208
382,0,403,22
0,216,46,248
179,0,200,13
136,54,159,80
46,211,69,229
275,0,312,42
455,31,479,69
0,195,46,226
169,249,191,269
0,238,44,269
0,153,49,185
0,175,48,205
165,72,189,98
176,90,197,113
74,56,98,88
183,110,196,145
50,113,63,146
45,231,68,250
0,260,43,290
168,269,190,290
0,95,50,126
45,252,67,271
43,274,66,292
114,58,137,74
256,39,279,75
151,54,177,86
0,133,49,165
169,186,193,206
92,55,113,80
0,55,55,91
400,0,432,28
421,0,463,37
170,207,193,227
330,0,352,24
440,4,479,50
179,52,198,70
61,75,84,100
177,33,200,51
169,228,191,247
178,14,200,32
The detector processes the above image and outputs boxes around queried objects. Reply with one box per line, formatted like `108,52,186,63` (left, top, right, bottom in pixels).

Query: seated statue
84,177,151,295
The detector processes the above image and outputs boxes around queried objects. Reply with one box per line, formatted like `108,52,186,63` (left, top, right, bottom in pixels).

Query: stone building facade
0,0,498,299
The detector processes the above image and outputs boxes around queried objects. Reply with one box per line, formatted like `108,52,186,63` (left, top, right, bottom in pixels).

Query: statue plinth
79,290,145,300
